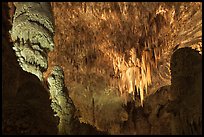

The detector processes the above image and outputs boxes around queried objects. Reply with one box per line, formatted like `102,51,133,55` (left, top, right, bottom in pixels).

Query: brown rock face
2,2,202,135
169,48,202,135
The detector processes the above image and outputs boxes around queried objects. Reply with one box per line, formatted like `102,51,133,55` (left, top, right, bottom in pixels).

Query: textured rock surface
47,66,76,134
10,2,55,81
169,48,202,135
2,2,202,135
47,2,202,133
46,65,107,135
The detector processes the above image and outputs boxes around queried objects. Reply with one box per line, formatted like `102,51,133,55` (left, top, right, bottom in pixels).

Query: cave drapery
2,2,202,135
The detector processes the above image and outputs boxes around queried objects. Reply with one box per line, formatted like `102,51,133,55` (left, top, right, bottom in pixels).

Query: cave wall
169,48,202,134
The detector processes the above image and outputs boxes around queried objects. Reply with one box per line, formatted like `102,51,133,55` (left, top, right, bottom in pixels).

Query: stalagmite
47,66,76,135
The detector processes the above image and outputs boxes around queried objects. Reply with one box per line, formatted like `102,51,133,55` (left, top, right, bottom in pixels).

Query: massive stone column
9,2,77,134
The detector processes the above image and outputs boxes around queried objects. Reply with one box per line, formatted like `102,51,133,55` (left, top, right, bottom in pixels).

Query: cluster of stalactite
7,2,202,134
50,2,201,106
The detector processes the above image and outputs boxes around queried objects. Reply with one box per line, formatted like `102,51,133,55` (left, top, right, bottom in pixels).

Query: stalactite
10,2,55,81
51,2,201,109
146,63,151,85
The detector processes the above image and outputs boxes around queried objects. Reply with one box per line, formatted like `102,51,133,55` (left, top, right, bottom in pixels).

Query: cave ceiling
47,2,202,104
47,3,202,127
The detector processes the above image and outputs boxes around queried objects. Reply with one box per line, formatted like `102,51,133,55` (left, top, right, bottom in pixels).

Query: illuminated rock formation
3,2,202,135
10,2,55,81
49,2,201,132
47,65,76,135
50,2,202,107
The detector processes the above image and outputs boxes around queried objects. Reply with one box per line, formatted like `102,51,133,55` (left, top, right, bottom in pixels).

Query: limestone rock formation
2,2,202,135
47,66,76,134
48,2,201,133
10,2,55,81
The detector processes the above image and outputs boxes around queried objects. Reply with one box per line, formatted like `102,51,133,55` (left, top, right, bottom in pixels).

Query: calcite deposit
2,2,202,135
